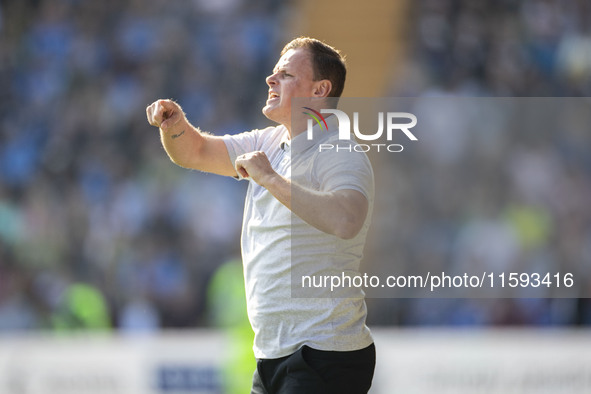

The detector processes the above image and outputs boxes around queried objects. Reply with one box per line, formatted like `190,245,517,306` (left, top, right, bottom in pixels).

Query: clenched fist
235,151,277,186
146,99,186,133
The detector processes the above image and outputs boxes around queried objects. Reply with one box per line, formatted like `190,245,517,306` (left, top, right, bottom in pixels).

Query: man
146,37,375,394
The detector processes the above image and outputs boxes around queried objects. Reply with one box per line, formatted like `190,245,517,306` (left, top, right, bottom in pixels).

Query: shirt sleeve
313,141,375,202
222,129,260,166
222,126,283,180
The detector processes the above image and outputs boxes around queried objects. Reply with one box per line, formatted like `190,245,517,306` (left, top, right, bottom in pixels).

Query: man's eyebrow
274,65,290,74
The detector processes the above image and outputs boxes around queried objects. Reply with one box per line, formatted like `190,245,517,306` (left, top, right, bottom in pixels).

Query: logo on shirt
304,108,418,153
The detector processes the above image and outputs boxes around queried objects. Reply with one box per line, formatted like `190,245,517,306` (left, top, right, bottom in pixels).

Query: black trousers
251,343,375,394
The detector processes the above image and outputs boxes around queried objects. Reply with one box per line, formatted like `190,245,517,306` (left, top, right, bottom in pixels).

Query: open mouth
268,92,280,100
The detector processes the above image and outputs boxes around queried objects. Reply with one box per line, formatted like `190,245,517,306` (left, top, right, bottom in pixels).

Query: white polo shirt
223,116,374,359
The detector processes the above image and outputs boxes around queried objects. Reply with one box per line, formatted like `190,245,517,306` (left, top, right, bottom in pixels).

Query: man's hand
235,151,277,186
146,99,185,133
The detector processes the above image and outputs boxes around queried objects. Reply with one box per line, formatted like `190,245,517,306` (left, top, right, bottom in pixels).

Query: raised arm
146,99,237,177
234,151,368,240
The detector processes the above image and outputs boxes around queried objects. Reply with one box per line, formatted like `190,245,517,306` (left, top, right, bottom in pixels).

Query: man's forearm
261,173,368,240
147,99,236,176
159,121,203,169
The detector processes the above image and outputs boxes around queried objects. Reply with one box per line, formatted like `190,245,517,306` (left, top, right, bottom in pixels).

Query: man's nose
266,73,277,86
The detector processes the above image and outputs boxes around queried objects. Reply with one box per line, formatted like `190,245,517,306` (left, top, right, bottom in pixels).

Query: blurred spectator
206,257,254,394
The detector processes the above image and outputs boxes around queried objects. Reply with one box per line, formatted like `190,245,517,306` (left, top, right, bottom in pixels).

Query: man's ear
313,80,332,98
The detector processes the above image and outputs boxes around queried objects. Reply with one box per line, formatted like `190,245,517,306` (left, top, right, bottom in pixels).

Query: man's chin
262,104,270,115
262,106,281,124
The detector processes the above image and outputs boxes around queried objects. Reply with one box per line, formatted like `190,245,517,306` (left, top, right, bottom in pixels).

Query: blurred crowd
368,0,591,326
0,0,286,332
0,0,590,333
398,0,591,97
